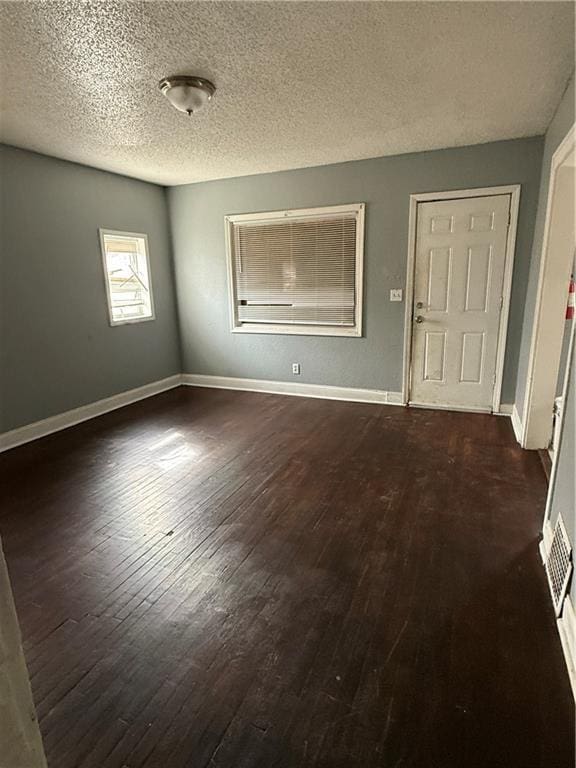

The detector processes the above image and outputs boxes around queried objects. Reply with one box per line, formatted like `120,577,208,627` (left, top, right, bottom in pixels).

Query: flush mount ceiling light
159,76,216,116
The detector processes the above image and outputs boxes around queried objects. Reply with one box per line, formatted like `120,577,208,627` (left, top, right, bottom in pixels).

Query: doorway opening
521,126,576,450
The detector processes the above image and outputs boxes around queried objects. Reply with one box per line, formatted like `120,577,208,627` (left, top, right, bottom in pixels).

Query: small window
225,203,365,337
99,229,155,325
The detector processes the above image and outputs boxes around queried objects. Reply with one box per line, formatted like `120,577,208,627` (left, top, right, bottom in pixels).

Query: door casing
520,125,576,449
402,185,521,412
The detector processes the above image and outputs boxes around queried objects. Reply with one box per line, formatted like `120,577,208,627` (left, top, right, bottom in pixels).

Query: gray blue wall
0,135,551,432
0,146,181,432
515,74,575,415
515,77,576,602
532,75,576,611
169,137,543,403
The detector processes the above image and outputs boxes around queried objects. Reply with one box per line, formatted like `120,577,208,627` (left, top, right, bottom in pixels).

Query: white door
410,194,511,412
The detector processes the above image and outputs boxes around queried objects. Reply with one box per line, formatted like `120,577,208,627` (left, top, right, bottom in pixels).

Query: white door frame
402,185,521,411
520,124,576,449
542,316,575,536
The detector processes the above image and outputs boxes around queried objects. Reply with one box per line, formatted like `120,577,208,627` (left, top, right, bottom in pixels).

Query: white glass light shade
159,76,215,115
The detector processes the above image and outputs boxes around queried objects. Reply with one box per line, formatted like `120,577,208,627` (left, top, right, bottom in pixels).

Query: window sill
109,314,156,327
231,323,362,338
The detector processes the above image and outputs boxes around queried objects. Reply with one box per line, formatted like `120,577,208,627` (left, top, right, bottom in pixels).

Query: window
225,203,365,336
99,229,155,325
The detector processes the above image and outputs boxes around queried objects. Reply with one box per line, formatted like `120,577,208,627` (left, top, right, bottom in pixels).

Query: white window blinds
226,204,364,336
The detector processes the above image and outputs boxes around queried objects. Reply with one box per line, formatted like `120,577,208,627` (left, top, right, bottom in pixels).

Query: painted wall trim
540,518,576,700
543,313,575,527
539,517,554,564
0,375,182,453
224,203,365,338
511,404,523,444
402,184,521,411
181,374,403,406
1,374,516,454
559,596,576,700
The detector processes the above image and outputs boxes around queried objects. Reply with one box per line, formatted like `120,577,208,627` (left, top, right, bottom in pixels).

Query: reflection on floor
0,387,573,768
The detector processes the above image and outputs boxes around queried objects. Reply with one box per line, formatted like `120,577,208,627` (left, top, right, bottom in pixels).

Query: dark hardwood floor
0,387,573,768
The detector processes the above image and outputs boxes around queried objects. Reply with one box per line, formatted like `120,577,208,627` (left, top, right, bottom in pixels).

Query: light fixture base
159,76,216,116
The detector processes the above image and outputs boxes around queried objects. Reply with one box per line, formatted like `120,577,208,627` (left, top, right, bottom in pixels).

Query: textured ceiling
0,1,574,186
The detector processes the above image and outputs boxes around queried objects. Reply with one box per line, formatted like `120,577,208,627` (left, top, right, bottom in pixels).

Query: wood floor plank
0,387,573,768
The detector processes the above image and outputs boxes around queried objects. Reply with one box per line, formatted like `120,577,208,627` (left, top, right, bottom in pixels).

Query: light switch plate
390,289,403,302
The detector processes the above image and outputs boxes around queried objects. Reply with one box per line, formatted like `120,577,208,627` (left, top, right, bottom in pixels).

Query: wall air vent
545,515,573,617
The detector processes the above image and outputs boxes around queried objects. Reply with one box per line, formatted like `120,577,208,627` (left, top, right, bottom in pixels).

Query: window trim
224,203,365,337
99,228,156,327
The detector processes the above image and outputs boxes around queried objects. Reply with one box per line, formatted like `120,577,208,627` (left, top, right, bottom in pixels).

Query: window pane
101,233,154,324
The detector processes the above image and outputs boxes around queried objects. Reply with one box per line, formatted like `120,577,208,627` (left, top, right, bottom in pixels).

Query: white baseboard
496,403,513,416
558,595,576,700
0,375,516,454
511,404,523,445
0,375,182,453
540,517,576,701
181,374,403,406
541,517,554,562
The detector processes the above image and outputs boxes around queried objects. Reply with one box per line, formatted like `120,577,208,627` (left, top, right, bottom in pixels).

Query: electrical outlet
292,363,301,375
390,289,403,302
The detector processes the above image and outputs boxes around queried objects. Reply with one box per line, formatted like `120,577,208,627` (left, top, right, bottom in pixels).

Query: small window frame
225,203,365,338
99,228,156,327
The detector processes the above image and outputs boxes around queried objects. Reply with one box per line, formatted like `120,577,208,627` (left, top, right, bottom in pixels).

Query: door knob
415,315,424,323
